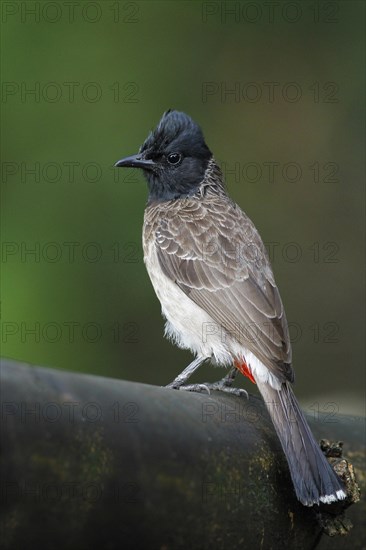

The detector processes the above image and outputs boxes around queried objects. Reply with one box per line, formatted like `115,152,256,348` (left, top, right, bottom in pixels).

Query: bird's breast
142,233,240,365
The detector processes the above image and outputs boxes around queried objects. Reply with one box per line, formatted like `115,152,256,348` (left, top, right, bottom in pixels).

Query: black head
115,110,212,201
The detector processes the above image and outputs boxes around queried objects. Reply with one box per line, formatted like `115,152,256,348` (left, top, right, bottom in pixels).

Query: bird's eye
167,152,182,165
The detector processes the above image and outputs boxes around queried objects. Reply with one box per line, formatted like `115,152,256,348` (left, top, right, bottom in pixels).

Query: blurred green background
1,1,365,414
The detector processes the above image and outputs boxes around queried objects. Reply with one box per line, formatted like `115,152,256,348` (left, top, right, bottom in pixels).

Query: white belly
143,240,281,389
144,240,234,364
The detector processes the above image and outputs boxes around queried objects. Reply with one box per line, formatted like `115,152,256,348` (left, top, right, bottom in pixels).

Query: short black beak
114,153,156,170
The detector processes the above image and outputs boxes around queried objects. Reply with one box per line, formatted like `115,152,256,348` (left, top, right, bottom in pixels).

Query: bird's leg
217,366,237,387
195,367,249,398
166,363,248,398
165,356,211,394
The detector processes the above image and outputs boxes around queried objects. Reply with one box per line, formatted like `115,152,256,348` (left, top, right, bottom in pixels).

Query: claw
164,382,211,395
238,388,249,399
164,370,249,399
179,383,211,395
214,385,249,399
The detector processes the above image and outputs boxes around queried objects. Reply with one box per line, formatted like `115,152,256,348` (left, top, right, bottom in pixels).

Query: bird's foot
165,377,248,398
201,380,249,398
165,382,211,394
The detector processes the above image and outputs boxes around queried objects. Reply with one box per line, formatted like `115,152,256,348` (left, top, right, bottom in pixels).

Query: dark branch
0,359,364,550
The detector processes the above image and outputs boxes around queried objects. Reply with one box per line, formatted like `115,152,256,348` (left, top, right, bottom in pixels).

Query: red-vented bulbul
115,110,346,506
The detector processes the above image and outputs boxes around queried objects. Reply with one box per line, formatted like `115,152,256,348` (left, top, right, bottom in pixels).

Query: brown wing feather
145,194,293,383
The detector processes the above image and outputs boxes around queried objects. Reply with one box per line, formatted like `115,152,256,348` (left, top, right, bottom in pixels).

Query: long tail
255,378,346,506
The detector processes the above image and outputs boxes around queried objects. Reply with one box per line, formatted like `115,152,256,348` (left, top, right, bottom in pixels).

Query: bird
114,110,346,506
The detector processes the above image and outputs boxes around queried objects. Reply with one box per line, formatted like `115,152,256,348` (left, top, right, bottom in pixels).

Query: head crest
140,110,205,154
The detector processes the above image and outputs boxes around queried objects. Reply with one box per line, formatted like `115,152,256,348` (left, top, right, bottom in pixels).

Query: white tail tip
319,489,347,504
